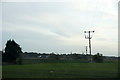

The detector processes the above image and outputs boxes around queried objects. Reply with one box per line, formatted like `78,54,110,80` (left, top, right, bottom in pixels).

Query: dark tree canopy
3,39,22,64
93,53,103,63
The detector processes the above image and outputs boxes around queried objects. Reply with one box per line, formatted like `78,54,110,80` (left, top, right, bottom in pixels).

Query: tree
93,53,103,63
3,39,22,64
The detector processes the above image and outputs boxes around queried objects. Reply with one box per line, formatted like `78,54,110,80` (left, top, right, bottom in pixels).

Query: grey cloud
2,1,118,56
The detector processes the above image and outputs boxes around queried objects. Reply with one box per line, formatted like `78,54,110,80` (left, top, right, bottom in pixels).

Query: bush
93,53,103,63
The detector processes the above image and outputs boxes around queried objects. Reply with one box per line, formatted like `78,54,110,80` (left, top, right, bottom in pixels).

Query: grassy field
2,62,118,78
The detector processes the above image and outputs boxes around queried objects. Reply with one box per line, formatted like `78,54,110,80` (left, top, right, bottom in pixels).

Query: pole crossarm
84,31,95,33
84,31,95,39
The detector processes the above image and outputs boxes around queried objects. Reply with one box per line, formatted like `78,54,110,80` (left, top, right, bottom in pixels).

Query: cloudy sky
1,0,119,56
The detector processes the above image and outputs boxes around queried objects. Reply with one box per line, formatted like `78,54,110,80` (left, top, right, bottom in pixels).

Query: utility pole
85,46,88,55
84,30,95,62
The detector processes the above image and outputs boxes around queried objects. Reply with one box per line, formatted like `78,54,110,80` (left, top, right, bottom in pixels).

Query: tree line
2,39,104,64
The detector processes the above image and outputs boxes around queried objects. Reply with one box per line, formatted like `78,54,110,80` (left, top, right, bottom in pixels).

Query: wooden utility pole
85,46,88,55
84,30,95,62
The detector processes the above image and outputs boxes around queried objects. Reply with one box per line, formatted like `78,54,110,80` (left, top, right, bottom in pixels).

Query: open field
2,62,118,78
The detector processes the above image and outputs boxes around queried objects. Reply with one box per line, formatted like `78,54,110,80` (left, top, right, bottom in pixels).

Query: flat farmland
2,62,118,78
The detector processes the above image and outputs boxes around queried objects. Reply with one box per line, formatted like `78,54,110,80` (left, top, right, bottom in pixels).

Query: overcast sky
1,0,119,56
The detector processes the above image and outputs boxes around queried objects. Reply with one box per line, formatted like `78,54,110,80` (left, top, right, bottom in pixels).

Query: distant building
22,52,38,59
103,56,118,62
38,53,50,59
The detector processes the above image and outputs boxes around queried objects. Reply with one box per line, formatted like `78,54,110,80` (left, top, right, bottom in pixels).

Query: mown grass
2,62,118,78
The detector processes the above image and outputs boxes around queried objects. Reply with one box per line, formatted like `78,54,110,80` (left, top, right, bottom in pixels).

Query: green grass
22,59,89,64
2,63,118,78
